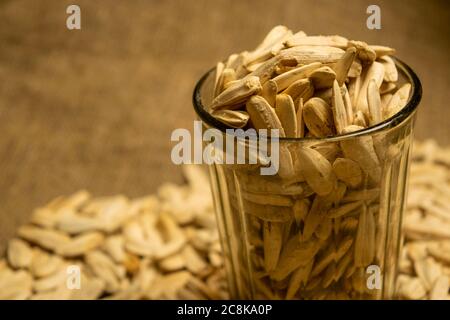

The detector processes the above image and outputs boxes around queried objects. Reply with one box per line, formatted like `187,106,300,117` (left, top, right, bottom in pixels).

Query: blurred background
0,0,449,252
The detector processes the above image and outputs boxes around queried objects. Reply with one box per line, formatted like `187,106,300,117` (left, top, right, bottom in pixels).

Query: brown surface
0,0,449,251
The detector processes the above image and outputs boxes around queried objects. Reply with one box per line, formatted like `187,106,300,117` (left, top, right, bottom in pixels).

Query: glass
193,58,422,300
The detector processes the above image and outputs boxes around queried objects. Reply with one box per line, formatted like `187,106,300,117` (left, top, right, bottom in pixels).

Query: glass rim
192,57,422,142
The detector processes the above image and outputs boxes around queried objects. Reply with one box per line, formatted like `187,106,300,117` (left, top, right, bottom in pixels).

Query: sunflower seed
33,264,69,292
398,277,427,300
430,275,450,300
303,97,334,137
384,83,411,119
370,45,395,58
311,142,340,163
309,66,336,89
353,110,367,127
380,82,396,94
7,239,33,269
243,191,293,207
286,260,314,299
332,158,363,188
413,257,442,290
332,47,356,86
211,110,250,128
355,61,385,118
182,245,208,276
30,250,64,278
347,40,376,64
263,222,283,272
367,79,382,126
293,198,310,225
0,270,33,300
283,78,313,105
56,232,104,257
286,35,348,48
378,55,398,82
271,237,320,281
302,195,333,240
255,25,292,52
297,147,336,196
354,205,375,267
348,75,362,106
341,125,381,184
246,95,285,135
329,201,364,219
70,274,105,300
18,225,71,252
331,80,349,133
272,62,322,91
281,46,345,65
85,251,124,293
211,76,262,110
261,79,278,107
220,68,237,90
239,173,304,195
381,93,393,111
214,62,225,97
348,58,363,78
296,98,305,137
275,94,297,137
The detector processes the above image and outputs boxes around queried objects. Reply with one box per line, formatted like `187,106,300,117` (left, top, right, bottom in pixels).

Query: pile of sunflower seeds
0,165,227,300
209,25,409,133
0,141,448,299
397,140,450,300
205,25,414,299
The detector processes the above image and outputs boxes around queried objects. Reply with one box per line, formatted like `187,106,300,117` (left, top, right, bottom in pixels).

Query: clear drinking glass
193,58,422,300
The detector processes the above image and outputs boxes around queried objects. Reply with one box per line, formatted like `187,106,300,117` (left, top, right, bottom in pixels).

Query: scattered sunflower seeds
0,165,227,300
